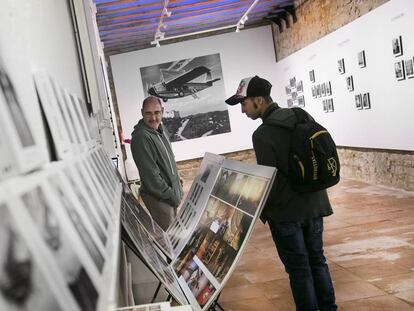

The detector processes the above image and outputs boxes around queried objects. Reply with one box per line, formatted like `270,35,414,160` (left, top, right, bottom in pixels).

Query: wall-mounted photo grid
0,143,122,311
121,152,275,311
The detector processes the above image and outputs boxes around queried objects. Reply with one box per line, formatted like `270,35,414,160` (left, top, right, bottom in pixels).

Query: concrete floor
218,178,414,310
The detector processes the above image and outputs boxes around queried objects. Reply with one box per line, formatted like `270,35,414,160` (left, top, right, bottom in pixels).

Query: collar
261,103,280,120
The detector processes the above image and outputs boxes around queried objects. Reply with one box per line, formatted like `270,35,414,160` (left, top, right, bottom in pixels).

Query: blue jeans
268,217,337,311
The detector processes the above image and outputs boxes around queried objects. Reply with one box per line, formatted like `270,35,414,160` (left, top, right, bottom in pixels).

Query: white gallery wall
110,26,278,166
272,0,414,151
111,0,414,179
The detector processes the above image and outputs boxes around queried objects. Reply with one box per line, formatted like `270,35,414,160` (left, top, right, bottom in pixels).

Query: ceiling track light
151,0,260,45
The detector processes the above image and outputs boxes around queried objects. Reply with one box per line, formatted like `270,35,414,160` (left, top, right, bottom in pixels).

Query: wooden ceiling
93,0,295,56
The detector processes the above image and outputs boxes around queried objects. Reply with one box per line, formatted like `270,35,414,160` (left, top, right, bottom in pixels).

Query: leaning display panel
171,153,276,311
0,188,68,311
0,58,49,181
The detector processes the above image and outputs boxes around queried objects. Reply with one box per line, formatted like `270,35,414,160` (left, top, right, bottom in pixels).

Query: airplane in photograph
147,66,220,102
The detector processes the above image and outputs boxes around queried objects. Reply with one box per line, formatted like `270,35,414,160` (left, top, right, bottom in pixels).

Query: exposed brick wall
273,0,389,61
178,147,414,192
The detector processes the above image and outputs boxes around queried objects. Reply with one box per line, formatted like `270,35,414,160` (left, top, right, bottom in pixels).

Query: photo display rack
0,145,123,311
121,152,276,311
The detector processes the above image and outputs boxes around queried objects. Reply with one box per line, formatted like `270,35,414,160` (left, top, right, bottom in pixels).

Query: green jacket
130,120,183,207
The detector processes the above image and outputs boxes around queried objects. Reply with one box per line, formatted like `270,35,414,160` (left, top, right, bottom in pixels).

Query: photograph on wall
297,95,305,107
296,80,303,93
0,62,35,148
328,98,334,112
323,99,328,113
338,58,345,74
285,86,291,95
394,60,405,80
21,186,99,311
289,77,296,88
405,58,414,79
346,76,354,92
0,203,65,311
139,53,230,142
362,93,371,109
355,94,363,110
392,36,403,57
337,58,345,74
358,50,366,68
309,70,315,83
325,82,332,96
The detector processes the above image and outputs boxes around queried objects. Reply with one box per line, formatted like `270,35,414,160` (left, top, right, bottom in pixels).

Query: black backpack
277,108,340,192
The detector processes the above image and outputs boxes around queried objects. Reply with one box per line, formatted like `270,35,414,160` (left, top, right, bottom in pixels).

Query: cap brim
225,95,245,105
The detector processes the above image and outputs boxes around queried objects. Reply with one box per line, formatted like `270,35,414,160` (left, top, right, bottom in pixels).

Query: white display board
110,26,278,166
272,0,414,151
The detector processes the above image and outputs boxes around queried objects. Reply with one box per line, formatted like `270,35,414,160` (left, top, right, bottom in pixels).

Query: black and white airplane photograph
139,53,231,142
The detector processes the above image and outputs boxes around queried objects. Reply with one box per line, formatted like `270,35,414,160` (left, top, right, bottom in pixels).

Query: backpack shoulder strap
291,107,314,123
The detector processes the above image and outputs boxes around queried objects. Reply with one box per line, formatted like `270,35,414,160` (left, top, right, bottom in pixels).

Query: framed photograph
355,94,363,110
395,60,405,80
291,91,298,101
362,93,371,109
405,58,414,79
346,75,354,92
287,98,293,107
325,82,332,96
285,86,291,95
323,99,328,113
358,50,366,68
309,70,315,83
328,98,334,112
392,36,403,57
297,95,305,107
296,80,303,93
289,77,296,88
337,58,345,74
311,86,316,98
321,83,326,97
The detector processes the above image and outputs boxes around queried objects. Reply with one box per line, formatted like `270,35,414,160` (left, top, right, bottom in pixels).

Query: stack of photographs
171,156,275,311
167,153,224,256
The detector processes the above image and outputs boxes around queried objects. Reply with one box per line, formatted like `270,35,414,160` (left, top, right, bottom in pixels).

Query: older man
130,96,183,230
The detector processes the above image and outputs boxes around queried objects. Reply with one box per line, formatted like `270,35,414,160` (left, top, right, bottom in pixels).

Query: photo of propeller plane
140,53,230,142
148,66,221,102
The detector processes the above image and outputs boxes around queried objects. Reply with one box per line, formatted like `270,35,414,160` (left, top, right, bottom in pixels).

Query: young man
130,96,183,231
226,76,337,311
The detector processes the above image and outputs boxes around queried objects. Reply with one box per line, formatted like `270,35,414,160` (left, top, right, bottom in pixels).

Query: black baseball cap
225,75,272,105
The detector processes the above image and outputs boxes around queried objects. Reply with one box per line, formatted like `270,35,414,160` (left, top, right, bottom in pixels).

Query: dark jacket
130,120,183,207
252,103,333,223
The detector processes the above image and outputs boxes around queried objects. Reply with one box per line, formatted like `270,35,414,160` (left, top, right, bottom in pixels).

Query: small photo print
297,95,305,107
311,86,317,98
325,81,332,96
323,99,328,113
405,58,414,79
395,60,405,80
338,58,345,74
355,94,363,110
358,50,366,68
287,98,293,107
291,91,298,101
296,80,303,93
328,98,334,112
285,86,291,95
346,76,354,92
392,36,403,57
289,77,296,88
362,93,371,109
309,70,315,83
